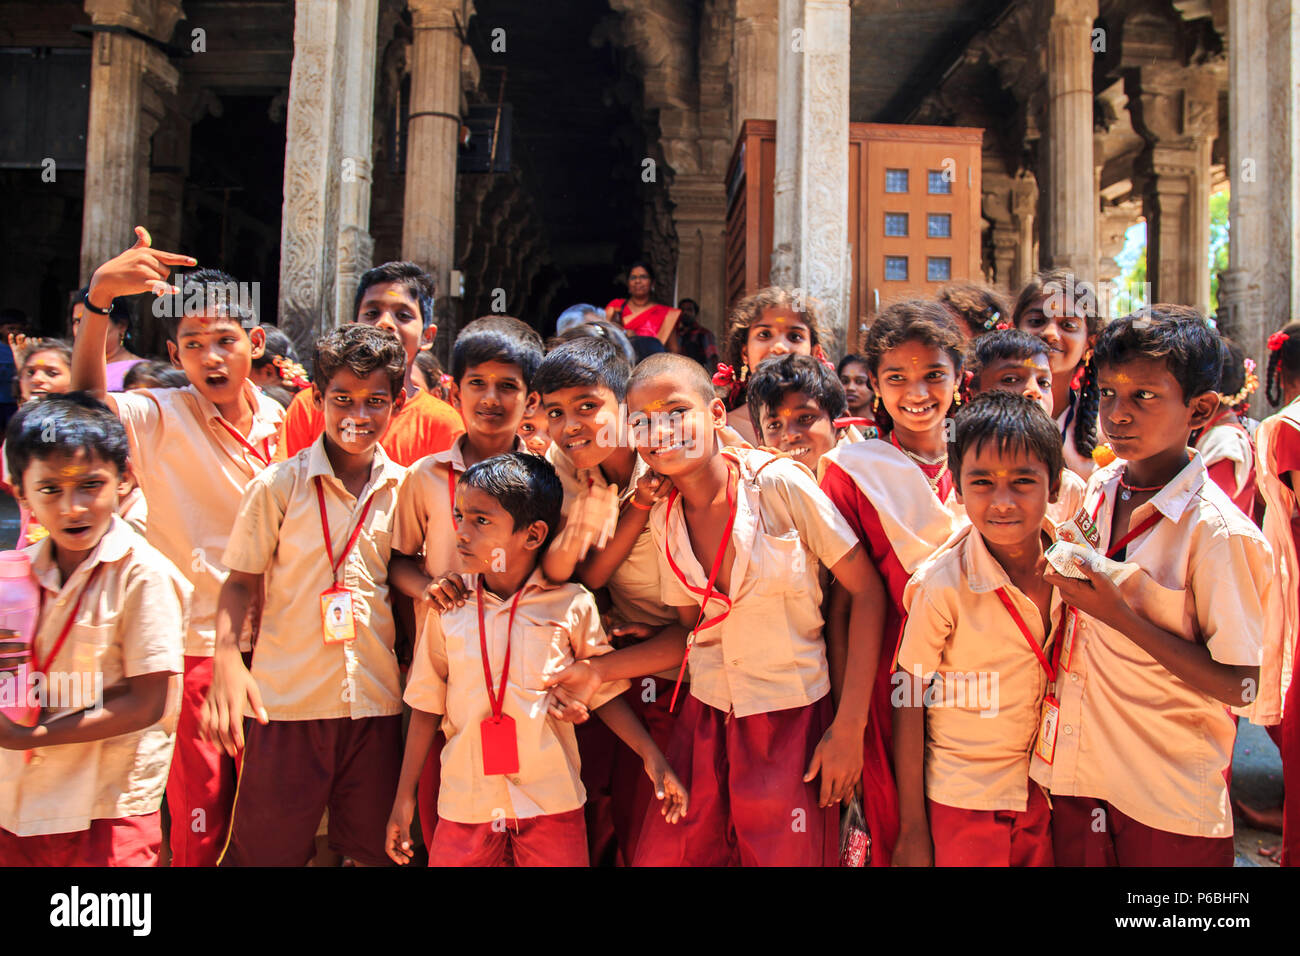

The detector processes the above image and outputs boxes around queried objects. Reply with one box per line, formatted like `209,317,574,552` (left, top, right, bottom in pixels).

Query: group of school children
0,225,1296,869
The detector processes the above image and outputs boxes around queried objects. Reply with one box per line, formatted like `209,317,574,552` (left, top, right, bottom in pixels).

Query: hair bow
1268,331,1290,352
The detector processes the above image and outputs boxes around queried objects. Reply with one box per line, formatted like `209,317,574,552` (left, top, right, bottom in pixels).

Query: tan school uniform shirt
1029,450,1274,837
222,435,406,721
0,516,189,836
899,521,1064,812
649,447,858,718
115,382,283,657
404,568,630,823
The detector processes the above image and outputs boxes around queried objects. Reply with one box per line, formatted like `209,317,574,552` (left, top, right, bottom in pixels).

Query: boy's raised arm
73,226,195,406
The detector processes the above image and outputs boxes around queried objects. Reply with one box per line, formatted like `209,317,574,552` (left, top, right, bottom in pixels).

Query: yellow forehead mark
59,464,87,478
1114,371,1131,383
385,289,402,297
644,398,672,413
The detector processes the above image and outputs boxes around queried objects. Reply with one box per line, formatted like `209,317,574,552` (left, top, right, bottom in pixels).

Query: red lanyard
32,565,102,679
662,460,739,710
994,587,1069,684
476,576,524,719
215,417,272,467
314,477,375,584
1090,491,1163,558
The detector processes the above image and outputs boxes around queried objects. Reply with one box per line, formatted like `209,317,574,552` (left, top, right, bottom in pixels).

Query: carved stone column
402,0,470,318
1220,0,1300,402
79,0,182,283
772,0,850,355
1041,0,1098,287
1011,170,1039,290
1131,63,1219,313
278,0,381,350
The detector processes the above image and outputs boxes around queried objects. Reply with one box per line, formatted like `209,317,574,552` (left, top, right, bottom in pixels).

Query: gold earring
739,363,749,383
953,385,962,407
873,395,881,414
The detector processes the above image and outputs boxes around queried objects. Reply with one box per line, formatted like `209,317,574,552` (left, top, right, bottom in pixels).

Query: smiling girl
1014,270,1104,478
715,287,830,446
818,300,969,866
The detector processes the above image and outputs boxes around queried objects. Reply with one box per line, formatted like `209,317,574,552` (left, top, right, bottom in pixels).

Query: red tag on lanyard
477,577,523,775
662,460,739,712
215,417,272,467
314,478,375,644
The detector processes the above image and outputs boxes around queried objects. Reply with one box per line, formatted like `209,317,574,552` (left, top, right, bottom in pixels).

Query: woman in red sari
605,261,681,351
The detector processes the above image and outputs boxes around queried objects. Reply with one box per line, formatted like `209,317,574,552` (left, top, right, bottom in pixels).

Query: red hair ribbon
711,363,736,387
1268,331,1290,352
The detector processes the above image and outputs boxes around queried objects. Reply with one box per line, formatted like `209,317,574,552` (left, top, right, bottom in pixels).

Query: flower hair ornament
712,362,745,405
981,309,1009,332
273,355,311,390
1269,331,1290,352
1222,357,1259,409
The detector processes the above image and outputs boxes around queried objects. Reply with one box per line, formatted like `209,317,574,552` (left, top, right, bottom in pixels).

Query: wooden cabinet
725,120,983,350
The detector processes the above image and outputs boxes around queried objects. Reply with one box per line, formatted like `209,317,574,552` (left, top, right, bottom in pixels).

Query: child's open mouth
61,524,92,540
900,402,938,416
205,373,229,387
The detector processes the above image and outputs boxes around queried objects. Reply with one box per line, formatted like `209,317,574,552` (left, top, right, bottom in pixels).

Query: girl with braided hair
1190,334,1259,519
1254,321,1300,865
1013,270,1104,478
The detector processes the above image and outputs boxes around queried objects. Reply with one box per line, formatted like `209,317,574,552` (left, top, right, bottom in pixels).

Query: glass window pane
885,256,908,281
927,256,951,282
885,168,909,193
927,170,952,194
927,213,951,238
884,212,908,237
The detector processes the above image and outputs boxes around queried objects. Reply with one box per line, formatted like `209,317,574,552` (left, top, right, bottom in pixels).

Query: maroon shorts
166,655,239,867
0,812,161,867
631,695,838,867
610,676,677,863
428,807,588,867
927,785,1053,866
220,714,402,867
1050,794,1234,866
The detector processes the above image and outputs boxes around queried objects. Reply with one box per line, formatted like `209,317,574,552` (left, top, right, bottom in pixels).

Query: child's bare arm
386,707,441,864
74,226,194,406
577,472,672,590
389,551,433,601
824,581,850,707
891,688,933,867
594,695,688,823
0,671,171,750
1046,559,1259,706
544,609,692,713
804,545,884,807
202,569,268,756
540,484,619,584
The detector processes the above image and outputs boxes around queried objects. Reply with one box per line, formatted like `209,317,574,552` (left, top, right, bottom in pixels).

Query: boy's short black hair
5,391,129,489
354,261,436,328
459,452,564,550
627,352,715,405
156,268,256,341
533,337,632,402
967,328,1052,384
746,354,847,435
949,391,1064,493
122,359,189,390
1093,305,1222,404
451,316,544,387
312,324,406,398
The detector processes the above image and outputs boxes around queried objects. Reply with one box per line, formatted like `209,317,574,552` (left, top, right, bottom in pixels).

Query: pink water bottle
0,551,40,727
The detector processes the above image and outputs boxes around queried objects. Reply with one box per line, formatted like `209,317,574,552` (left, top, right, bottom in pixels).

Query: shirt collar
1094,448,1207,523
432,433,528,472
28,514,134,594
462,563,560,605
305,433,402,494
962,517,1059,594
189,380,281,441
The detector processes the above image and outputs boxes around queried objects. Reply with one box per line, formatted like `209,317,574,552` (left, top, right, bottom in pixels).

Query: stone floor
0,493,1285,866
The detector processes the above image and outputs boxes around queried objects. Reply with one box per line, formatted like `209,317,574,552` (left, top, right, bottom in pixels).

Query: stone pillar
732,0,779,132
402,0,470,318
79,0,182,283
1041,0,1098,288
278,0,380,351
1011,170,1039,290
1220,0,1300,402
772,0,851,355
1131,64,1219,313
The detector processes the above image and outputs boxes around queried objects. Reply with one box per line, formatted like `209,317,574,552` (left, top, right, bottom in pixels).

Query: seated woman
605,260,681,352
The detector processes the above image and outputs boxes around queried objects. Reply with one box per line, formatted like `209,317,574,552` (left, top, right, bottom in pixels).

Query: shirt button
1063,725,1073,735
508,776,520,785
1077,620,1086,630
29,754,43,765
1070,673,1080,683
730,659,742,666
